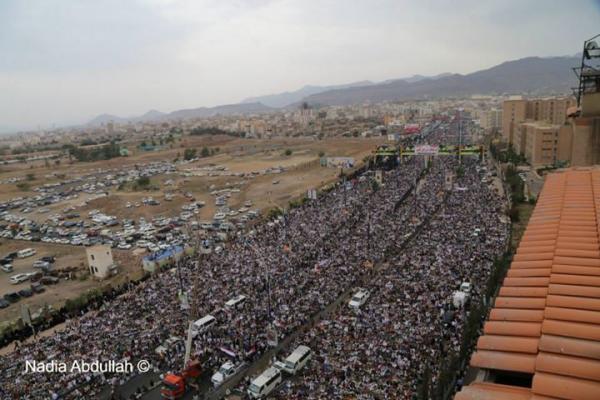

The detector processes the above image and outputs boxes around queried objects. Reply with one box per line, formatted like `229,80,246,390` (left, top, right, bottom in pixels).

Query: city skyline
1,0,599,131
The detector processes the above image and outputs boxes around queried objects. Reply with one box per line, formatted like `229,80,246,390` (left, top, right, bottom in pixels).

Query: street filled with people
273,157,508,399
0,118,508,400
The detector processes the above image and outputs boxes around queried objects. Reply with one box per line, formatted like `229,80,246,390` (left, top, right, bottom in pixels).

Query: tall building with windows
501,99,527,143
501,97,578,167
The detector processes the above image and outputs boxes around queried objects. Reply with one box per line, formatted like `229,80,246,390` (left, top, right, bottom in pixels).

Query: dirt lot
0,240,142,324
0,136,382,330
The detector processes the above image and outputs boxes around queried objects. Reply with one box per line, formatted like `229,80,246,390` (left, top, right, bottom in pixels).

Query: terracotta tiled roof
455,169,600,400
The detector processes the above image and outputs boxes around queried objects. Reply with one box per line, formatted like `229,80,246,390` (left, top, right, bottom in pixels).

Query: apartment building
501,97,579,167
501,99,527,143
478,109,503,131
513,122,573,166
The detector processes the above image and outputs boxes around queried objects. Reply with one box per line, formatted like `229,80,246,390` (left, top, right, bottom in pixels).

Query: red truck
160,360,202,399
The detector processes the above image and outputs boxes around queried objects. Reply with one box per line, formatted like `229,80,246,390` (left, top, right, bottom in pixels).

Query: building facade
86,245,117,280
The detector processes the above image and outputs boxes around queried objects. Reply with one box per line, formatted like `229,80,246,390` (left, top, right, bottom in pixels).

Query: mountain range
87,54,579,126
87,102,273,127
300,56,578,106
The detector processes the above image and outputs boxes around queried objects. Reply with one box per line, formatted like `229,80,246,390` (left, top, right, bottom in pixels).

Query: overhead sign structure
414,144,439,155
400,145,485,157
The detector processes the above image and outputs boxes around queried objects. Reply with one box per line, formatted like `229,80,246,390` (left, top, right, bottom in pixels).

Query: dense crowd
274,158,508,399
0,119,507,400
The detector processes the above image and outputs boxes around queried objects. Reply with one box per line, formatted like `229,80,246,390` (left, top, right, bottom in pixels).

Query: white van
247,366,282,399
225,294,247,309
17,248,36,258
278,345,311,375
192,315,216,337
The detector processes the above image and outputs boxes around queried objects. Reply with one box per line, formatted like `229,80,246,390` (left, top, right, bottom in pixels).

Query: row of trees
182,146,220,161
63,142,122,162
189,126,244,137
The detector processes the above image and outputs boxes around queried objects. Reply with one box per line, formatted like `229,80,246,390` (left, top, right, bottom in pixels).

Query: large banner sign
414,144,439,155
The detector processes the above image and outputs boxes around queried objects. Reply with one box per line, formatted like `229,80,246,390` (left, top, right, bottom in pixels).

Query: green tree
201,147,210,157
26,173,35,181
184,148,197,160
284,149,292,156
136,176,150,187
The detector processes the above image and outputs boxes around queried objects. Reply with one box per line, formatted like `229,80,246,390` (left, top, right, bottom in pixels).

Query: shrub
184,148,197,160
136,176,150,187
16,182,30,191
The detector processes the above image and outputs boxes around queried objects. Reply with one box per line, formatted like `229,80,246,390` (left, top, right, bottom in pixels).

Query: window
91,254,95,260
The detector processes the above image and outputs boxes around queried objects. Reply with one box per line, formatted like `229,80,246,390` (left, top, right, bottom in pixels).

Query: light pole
249,242,276,347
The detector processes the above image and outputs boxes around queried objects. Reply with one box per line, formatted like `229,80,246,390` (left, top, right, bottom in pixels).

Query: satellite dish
585,41,599,50
584,40,600,59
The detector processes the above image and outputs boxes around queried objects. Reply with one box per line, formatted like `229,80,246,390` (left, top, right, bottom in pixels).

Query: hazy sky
1,0,599,131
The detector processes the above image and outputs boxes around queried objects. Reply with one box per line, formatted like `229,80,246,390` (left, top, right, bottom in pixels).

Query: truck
160,360,202,399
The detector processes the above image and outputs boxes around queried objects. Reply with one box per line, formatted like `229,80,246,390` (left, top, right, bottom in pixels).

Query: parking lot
0,137,377,337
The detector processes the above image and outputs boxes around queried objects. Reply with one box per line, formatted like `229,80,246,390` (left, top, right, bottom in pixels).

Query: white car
33,261,50,269
1,264,13,273
211,361,244,387
117,242,132,250
214,213,226,220
136,240,150,248
460,282,472,294
349,288,370,309
10,273,29,285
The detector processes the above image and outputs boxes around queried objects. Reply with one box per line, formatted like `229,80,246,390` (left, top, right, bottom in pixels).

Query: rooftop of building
455,167,600,400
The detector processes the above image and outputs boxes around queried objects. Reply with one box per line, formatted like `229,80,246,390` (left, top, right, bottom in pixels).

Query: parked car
17,288,33,298
33,260,50,269
3,292,20,303
0,298,10,308
40,276,59,285
26,271,43,282
211,361,245,387
31,282,45,294
9,273,29,285
1,264,13,273
41,255,56,263
0,256,13,265
117,242,132,250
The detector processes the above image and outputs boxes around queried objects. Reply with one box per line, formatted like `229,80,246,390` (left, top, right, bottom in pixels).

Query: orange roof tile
455,169,600,400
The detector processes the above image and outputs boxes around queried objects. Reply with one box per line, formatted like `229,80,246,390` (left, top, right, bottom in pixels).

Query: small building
86,245,117,279
142,244,194,273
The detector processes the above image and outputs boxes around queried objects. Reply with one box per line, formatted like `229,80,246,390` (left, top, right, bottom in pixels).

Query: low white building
86,245,117,279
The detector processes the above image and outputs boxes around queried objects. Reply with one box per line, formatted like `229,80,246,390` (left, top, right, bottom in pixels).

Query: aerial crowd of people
274,157,509,399
0,118,509,400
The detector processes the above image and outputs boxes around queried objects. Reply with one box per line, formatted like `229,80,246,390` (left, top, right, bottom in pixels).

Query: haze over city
1,0,599,131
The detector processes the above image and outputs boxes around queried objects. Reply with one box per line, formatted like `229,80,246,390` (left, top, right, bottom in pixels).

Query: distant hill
242,75,456,108
86,55,580,127
301,56,579,106
87,113,126,126
87,102,273,126
241,81,373,108
167,102,273,120
380,72,453,85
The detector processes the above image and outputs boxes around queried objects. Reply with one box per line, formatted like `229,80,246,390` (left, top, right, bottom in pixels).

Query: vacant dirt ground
0,136,383,331
0,240,143,323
